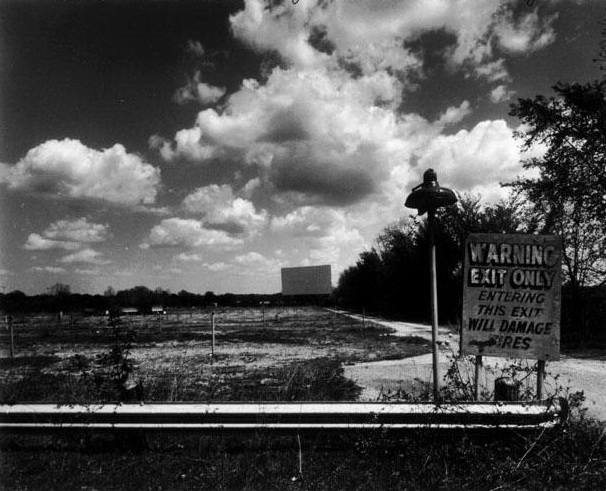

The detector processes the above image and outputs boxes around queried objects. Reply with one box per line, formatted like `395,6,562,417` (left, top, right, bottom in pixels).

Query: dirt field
339,310,606,421
0,307,430,403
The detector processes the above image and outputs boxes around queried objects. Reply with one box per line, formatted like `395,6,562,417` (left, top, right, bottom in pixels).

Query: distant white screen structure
281,265,332,295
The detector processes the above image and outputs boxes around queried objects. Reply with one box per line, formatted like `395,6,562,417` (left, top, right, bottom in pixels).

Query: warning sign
461,233,562,360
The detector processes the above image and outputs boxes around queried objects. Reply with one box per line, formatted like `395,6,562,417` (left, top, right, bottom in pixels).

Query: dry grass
2,307,604,490
0,306,429,403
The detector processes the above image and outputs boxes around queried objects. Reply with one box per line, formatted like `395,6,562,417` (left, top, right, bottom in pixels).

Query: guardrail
0,400,567,432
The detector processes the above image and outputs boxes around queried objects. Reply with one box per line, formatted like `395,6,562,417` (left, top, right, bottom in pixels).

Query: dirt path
334,310,606,421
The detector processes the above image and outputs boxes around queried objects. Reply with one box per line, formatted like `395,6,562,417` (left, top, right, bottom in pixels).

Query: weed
91,314,139,401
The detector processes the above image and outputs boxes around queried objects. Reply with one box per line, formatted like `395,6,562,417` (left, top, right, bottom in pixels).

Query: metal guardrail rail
0,400,566,432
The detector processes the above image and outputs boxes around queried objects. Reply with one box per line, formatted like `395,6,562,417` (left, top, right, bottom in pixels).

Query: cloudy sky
0,0,603,295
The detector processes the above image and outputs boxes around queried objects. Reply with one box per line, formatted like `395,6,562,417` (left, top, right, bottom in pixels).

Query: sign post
461,233,562,400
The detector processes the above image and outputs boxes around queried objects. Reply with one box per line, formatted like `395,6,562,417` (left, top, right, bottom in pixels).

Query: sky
0,0,603,295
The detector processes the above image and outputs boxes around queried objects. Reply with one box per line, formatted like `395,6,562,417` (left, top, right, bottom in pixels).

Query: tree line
335,80,606,349
0,285,283,315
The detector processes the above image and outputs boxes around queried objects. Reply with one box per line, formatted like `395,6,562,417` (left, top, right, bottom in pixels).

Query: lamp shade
405,169,457,214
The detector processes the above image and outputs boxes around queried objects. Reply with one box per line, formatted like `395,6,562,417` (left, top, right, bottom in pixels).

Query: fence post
211,312,216,358
8,316,14,360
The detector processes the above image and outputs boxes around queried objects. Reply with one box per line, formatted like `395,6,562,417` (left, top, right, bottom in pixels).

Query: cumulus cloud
271,206,364,265
230,0,330,69
0,163,11,183
490,85,516,104
24,233,80,251
150,127,216,164
272,206,344,237
205,262,230,272
24,218,109,251
183,184,267,234
436,101,471,126
231,0,556,80
44,218,109,243
74,268,103,276
186,39,205,57
234,252,284,271
29,266,67,274
173,71,226,106
416,120,527,202
174,252,204,262
495,9,558,54
155,0,560,213
141,218,243,249
156,67,424,206
146,0,561,273
60,248,111,265
6,139,160,205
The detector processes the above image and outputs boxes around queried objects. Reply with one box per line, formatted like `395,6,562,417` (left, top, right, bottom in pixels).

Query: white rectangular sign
461,233,561,360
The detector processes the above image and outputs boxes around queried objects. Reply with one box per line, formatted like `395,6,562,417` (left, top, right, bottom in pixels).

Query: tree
509,81,606,288
509,81,606,345
336,194,530,322
336,249,383,313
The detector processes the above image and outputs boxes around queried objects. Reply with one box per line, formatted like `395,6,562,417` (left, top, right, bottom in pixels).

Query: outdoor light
405,169,457,401
404,169,457,214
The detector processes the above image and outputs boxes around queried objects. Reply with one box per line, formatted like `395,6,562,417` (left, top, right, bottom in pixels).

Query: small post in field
474,355,482,400
8,316,14,360
362,307,366,328
537,360,545,400
211,311,216,358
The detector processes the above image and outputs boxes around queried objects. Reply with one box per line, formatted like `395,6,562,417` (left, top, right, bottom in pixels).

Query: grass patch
139,358,361,402
0,357,361,404
1,417,605,490
0,355,61,369
0,372,99,404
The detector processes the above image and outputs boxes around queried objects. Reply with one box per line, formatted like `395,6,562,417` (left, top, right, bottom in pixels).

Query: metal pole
211,312,216,358
428,210,440,401
537,360,545,400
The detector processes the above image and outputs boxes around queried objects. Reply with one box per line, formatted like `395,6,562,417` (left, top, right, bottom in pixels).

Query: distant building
281,265,332,296
151,305,166,315
121,307,138,315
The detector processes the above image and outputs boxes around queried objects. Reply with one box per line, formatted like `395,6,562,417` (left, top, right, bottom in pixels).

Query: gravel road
336,310,606,421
